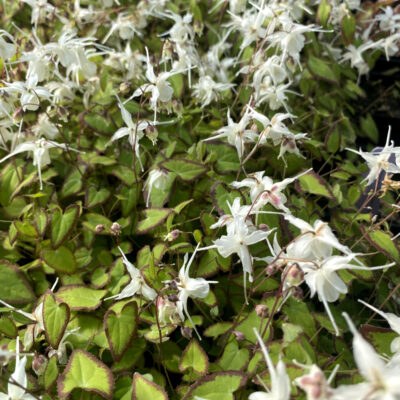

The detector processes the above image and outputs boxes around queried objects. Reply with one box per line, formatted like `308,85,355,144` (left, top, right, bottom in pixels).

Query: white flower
295,364,336,400
332,313,400,400
204,217,273,303
102,13,143,43
203,107,256,160
231,168,312,212
0,138,81,190
192,74,235,108
126,47,179,122
284,215,351,259
32,113,59,140
144,169,170,207
346,127,400,186
300,255,394,335
0,337,35,400
249,327,291,400
358,299,400,354
0,30,16,61
105,246,157,302
158,11,195,44
2,73,51,111
174,244,218,339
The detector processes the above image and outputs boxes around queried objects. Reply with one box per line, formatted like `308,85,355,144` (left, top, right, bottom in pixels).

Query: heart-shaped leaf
136,208,173,234
42,246,77,274
55,285,107,311
43,292,70,348
51,204,80,248
131,373,168,400
86,186,111,208
182,371,246,400
0,261,36,304
179,339,209,375
159,158,209,182
104,301,138,361
58,350,114,399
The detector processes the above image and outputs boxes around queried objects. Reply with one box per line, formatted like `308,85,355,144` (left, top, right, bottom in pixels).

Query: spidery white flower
172,244,218,340
192,74,235,108
0,337,35,400
346,127,400,186
249,327,291,400
0,138,81,190
105,246,157,302
144,169,170,207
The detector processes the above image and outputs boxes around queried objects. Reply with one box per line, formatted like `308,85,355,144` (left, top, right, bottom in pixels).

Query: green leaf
179,339,209,375
42,246,77,274
86,186,111,208
182,371,246,400
0,261,36,304
132,372,168,400
360,325,398,355
159,159,209,182
211,182,244,215
104,301,138,361
317,0,331,27
0,316,17,338
84,113,114,134
43,292,70,348
360,114,379,144
51,205,80,248
55,285,107,311
15,220,38,238
60,169,85,199
297,171,335,200
307,55,339,84
341,15,356,44
57,350,114,399
363,229,400,263
218,341,250,371
204,322,232,338
137,208,173,234
34,208,48,236
44,356,58,391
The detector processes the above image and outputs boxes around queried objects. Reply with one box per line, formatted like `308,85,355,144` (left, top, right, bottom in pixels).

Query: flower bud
233,331,245,341
32,354,48,376
291,286,304,301
258,223,269,231
167,280,178,291
181,326,193,340
266,264,278,276
145,125,158,145
110,222,122,235
168,294,179,303
285,263,304,287
95,224,104,233
255,304,269,318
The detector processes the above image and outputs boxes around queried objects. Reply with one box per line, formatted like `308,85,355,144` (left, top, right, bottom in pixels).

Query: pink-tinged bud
181,326,193,339
255,304,269,318
258,223,269,230
119,82,131,94
233,331,245,341
266,264,277,276
171,229,180,239
251,123,258,133
285,263,304,287
95,224,104,233
110,222,122,235
13,107,23,120
32,354,48,376
157,296,180,325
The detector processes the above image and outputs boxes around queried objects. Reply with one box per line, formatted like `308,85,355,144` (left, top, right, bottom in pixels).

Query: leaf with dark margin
43,292,70,348
44,355,58,391
41,246,77,274
307,55,339,84
0,316,17,338
182,371,247,400
360,324,398,355
136,208,173,234
297,170,335,200
104,301,138,361
55,285,107,311
362,228,400,263
34,208,48,237
159,158,209,182
211,181,245,216
132,372,168,400
85,186,111,208
57,350,114,399
179,339,209,375
204,322,233,338
51,204,80,248
0,261,36,304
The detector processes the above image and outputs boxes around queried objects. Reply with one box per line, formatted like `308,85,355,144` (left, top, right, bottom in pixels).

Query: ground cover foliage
0,0,400,399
